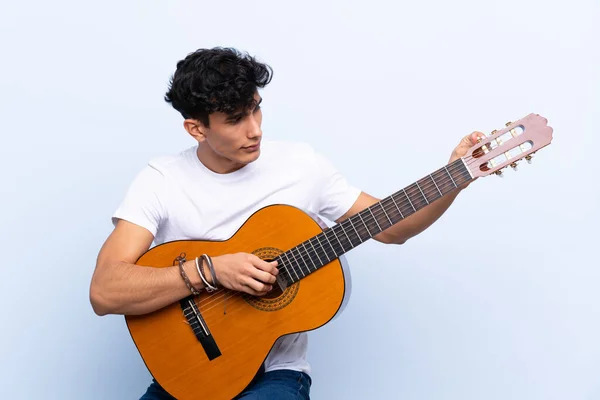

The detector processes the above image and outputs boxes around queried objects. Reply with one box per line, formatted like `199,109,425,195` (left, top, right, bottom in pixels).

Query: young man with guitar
90,47,488,399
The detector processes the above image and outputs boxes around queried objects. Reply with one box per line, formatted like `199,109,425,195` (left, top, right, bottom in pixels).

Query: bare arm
89,219,205,316
90,220,280,316
336,190,461,245
336,132,483,245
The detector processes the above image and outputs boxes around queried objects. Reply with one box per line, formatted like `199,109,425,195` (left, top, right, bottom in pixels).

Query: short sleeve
111,165,167,236
313,152,361,222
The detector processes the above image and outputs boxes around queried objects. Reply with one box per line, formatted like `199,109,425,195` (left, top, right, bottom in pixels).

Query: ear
183,119,208,142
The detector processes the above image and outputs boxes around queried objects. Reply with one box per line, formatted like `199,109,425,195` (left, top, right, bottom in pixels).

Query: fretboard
275,158,473,286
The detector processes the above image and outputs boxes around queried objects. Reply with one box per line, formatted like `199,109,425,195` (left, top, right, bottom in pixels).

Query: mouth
242,142,261,151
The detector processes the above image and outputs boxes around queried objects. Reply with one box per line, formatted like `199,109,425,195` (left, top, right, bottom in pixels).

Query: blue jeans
140,369,311,399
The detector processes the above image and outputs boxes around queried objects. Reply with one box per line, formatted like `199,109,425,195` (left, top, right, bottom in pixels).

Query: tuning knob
494,170,504,177
525,154,533,164
510,162,518,171
505,121,512,127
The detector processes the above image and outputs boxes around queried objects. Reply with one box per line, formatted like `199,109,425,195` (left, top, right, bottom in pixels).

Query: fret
291,246,310,276
316,233,336,261
287,248,304,279
379,202,393,225
335,223,353,250
415,181,429,205
456,159,472,185
346,217,363,243
279,252,297,281
327,227,347,253
381,198,400,223
402,188,416,212
307,238,324,265
418,176,440,203
443,165,458,188
460,158,474,179
275,256,292,285
322,232,339,257
357,212,372,237
301,242,318,271
432,169,454,194
429,173,443,196
367,208,383,231
390,195,404,218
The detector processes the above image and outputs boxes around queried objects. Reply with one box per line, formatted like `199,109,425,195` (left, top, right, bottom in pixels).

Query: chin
240,149,261,164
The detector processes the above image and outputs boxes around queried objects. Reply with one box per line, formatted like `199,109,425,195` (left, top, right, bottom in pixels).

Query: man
90,47,482,399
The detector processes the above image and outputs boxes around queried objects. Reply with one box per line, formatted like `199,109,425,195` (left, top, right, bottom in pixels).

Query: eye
229,116,243,124
254,104,261,112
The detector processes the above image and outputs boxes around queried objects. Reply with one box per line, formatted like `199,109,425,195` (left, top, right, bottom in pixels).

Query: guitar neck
275,158,473,285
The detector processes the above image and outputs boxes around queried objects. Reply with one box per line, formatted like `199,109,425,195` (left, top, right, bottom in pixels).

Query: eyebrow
225,97,263,122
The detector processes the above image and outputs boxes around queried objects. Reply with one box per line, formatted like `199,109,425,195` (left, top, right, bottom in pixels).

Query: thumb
467,131,486,145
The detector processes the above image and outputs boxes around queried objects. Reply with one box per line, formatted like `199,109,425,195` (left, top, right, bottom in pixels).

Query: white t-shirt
112,140,361,375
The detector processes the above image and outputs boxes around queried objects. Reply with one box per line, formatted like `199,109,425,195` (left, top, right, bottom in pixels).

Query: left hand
449,131,486,189
449,131,486,163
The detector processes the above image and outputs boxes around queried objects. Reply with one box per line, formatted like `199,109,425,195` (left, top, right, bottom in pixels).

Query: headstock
464,113,553,178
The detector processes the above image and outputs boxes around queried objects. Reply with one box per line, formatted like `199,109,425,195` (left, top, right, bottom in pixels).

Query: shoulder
124,146,197,192
147,146,197,174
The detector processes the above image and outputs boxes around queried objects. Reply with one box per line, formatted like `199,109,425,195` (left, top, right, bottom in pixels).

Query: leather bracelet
201,254,219,289
195,256,217,292
178,256,201,296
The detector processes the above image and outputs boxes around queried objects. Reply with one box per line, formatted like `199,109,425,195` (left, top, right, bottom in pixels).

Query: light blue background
1,1,598,399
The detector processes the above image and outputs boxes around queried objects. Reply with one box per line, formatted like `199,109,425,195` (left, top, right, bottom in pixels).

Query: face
188,93,263,174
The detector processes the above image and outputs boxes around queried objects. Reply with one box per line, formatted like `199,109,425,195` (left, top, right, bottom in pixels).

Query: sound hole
262,285,284,299
260,257,284,299
246,248,300,311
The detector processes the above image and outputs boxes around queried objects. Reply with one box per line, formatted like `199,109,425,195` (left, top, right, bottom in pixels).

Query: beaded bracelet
195,256,217,292
177,255,201,296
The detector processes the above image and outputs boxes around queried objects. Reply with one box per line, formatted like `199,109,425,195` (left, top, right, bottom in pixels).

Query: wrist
183,260,204,290
200,254,220,290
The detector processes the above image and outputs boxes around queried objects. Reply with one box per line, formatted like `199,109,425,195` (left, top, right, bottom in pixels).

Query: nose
246,113,262,139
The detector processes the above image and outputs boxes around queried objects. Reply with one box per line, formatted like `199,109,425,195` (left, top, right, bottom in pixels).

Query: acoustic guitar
125,113,553,399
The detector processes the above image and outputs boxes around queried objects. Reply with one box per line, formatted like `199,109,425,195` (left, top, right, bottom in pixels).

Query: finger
243,277,273,293
240,284,266,297
251,256,279,276
249,267,278,284
469,131,485,145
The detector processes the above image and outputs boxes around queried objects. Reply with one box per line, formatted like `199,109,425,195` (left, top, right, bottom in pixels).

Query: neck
275,158,474,289
196,145,245,174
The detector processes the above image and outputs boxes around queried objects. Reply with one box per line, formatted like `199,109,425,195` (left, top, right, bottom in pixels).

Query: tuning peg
510,162,518,171
494,170,504,178
491,129,498,135
505,121,512,127
525,154,533,164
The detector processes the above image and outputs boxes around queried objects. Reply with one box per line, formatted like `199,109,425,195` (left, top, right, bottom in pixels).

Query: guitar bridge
180,297,222,361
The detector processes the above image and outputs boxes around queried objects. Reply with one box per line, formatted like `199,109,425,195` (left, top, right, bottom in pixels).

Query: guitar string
272,150,517,280
189,151,514,314
272,158,479,279
191,157,476,312
276,160,472,270
189,161,462,301
189,158,474,314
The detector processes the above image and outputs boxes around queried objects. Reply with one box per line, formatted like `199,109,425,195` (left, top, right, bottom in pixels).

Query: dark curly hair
164,47,273,126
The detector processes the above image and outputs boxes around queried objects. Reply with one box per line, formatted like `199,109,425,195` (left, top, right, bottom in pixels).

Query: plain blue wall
1,1,599,399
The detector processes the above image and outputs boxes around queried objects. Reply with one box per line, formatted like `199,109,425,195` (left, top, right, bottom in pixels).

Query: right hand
211,253,279,296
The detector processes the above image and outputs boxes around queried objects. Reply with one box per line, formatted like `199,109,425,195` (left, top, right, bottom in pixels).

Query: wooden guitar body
125,205,351,400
